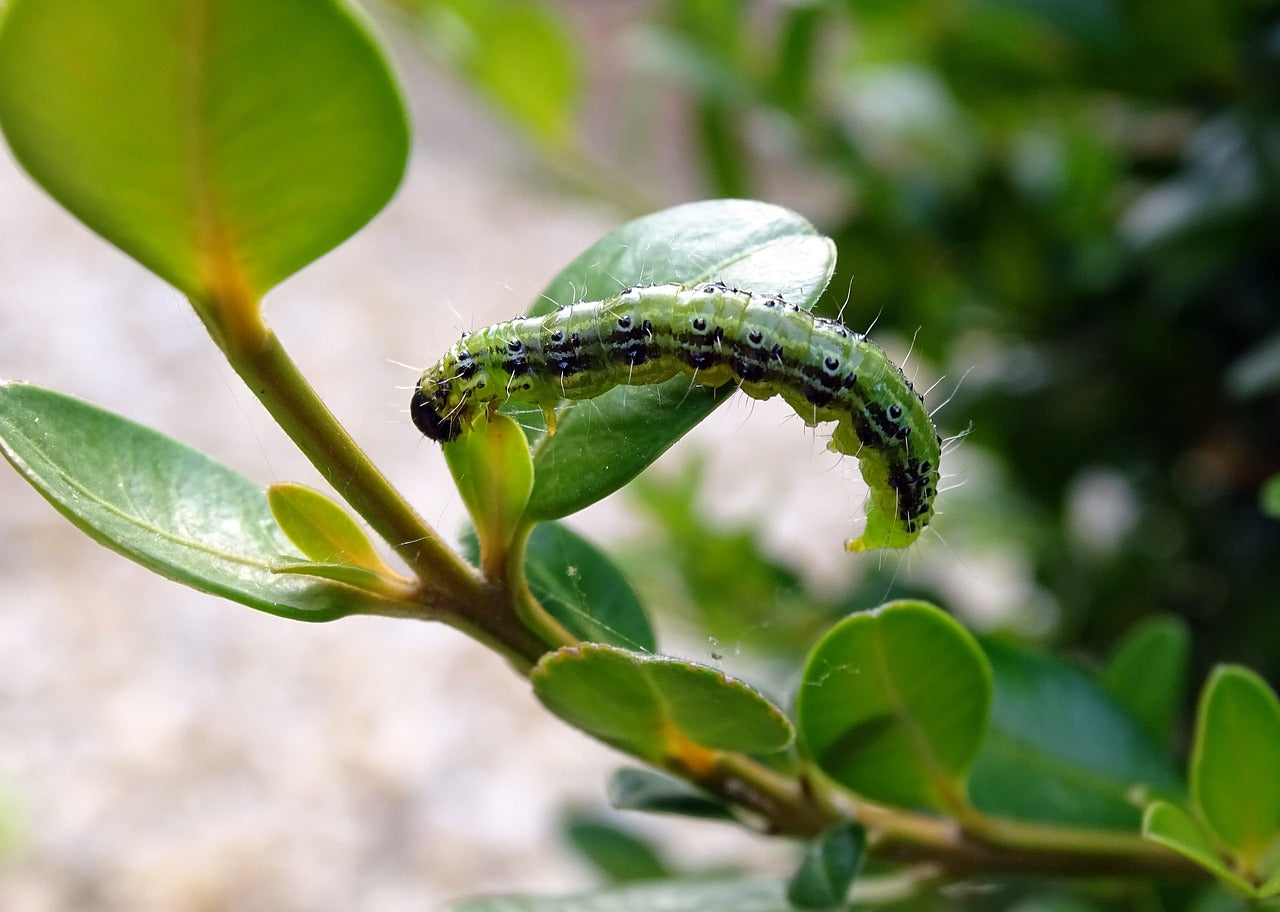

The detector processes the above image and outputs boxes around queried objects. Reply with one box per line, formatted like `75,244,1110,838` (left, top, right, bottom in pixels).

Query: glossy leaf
1192,666,1280,872
796,600,992,811
1102,615,1191,744
970,638,1183,829
267,482,399,576
786,822,866,910
445,411,533,572
532,644,793,764
607,767,735,821
0,0,407,302
0,383,397,620
523,199,836,520
524,522,656,653
1142,801,1256,896
444,877,795,912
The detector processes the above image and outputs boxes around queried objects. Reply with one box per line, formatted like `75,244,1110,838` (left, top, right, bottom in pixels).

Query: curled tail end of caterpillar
843,447,933,552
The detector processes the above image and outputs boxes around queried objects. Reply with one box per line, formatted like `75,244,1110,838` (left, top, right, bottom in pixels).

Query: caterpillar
412,282,941,551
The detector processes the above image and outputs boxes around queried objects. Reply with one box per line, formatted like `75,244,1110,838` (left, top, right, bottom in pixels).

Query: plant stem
698,754,1205,880
502,521,580,650
951,802,1181,865
194,291,553,665
226,327,473,596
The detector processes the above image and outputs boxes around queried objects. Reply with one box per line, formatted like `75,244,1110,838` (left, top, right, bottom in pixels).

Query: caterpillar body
412,282,941,551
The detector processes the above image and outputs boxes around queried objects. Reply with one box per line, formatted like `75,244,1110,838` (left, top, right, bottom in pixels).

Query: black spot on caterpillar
412,283,941,550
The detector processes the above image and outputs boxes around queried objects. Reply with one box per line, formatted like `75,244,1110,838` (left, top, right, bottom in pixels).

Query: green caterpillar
412,282,941,551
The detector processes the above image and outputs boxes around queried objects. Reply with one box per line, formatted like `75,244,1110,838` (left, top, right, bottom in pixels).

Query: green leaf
270,559,409,599
1143,801,1256,896
532,644,793,764
444,877,795,912
1259,871,1280,901
419,0,580,149
523,199,836,521
524,522,656,653
1262,474,1280,520
0,0,407,301
1193,666,1280,872
0,382,394,621
796,600,992,812
1102,615,1191,744
607,767,736,821
267,482,399,576
560,813,672,885
969,638,1183,829
444,411,533,572
786,822,866,910
1261,864,1280,899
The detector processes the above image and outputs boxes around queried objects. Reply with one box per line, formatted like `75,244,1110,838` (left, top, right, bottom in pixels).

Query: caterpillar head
411,379,464,442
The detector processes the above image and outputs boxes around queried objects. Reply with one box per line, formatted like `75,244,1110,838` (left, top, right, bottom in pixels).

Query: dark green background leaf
1103,615,1191,745
969,639,1183,829
607,768,736,822
786,822,865,910
560,813,672,885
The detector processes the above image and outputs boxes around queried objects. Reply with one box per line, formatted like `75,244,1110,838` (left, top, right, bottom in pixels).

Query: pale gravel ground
0,19,833,912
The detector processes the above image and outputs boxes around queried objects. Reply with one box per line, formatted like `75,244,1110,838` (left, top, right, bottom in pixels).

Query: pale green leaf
1193,666,1280,872
0,0,407,301
1143,801,1256,896
267,482,398,576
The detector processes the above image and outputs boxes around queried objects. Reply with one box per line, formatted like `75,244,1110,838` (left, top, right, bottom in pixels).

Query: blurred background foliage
381,0,1279,685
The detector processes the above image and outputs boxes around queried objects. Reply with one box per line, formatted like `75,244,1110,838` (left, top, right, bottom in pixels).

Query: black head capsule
410,385,463,442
